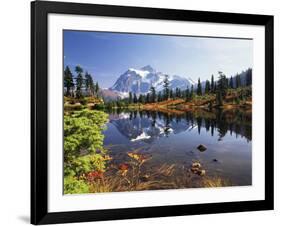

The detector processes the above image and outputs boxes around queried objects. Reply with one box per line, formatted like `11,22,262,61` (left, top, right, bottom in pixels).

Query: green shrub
64,154,106,177
64,109,108,161
64,176,90,194
94,103,105,110
64,109,109,193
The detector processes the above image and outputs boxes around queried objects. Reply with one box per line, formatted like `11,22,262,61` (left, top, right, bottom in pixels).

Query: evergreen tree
128,92,133,104
175,88,181,98
181,90,185,98
157,91,162,102
185,87,190,101
163,74,170,100
89,79,95,96
211,74,215,93
214,82,217,93
205,80,210,94
190,85,194,99
229,76,234,89
217,71,228,98
95,82,100,96
145,93,150,103
246,68,252,86
75,65,84,98
64,66,74,96
236,74,241,88
141,94,146,104
133,93,138,103
138,94,145,104
197,78,202,95
85,72,94,96
169,89,174,99
225,78,229,89
150,86,156,103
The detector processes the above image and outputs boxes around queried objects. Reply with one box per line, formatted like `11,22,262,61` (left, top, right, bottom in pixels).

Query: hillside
138,86,252,113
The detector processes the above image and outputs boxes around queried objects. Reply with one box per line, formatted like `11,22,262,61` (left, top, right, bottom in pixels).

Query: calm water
103,109,252,187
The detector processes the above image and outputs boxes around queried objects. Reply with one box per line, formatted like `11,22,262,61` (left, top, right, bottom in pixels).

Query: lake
103,108,252,188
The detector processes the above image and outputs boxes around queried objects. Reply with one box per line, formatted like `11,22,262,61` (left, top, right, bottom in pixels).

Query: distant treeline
108,69,252,108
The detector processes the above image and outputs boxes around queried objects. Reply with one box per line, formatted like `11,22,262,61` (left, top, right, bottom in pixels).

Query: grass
64,96,104,111
81,151,233,193
64,103,84,111
202,176,232,187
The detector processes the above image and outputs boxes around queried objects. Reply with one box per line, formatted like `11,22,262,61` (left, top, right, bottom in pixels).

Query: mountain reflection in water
103,109,252,186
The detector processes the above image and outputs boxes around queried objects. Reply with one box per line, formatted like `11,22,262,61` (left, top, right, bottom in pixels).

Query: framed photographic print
31,0,274,224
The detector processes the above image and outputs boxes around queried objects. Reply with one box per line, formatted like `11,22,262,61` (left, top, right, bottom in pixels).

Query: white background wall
0,0,279,225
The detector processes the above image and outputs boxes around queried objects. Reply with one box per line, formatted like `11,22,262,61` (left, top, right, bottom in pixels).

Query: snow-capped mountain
110,65,195,95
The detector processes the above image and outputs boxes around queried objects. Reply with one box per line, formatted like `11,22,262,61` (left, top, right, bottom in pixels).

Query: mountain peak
140,65,155,73
110,66,194,95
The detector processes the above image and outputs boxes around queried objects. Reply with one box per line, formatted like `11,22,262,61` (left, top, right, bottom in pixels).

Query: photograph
29,1,274,224
63,30,253,194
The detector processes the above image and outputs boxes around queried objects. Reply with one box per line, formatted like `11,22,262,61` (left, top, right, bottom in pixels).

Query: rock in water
197,144,207,152
192,162,201,168
190,161,206,176
198,169,206,176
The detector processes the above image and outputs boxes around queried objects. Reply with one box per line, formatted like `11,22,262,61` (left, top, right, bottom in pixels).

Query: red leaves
119,163,129,171
118,163,129,176
127,152,152,164
86,170,104,182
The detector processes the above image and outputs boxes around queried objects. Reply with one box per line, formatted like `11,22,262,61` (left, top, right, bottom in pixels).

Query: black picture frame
31,0,274,224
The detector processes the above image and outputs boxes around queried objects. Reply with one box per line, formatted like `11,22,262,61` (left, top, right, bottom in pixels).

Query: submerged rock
197,144,207,152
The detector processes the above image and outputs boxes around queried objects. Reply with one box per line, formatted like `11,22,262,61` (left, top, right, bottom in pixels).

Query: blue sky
64,30,253,88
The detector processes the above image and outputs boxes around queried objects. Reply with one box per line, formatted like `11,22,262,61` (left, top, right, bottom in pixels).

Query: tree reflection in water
106,108,252,142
